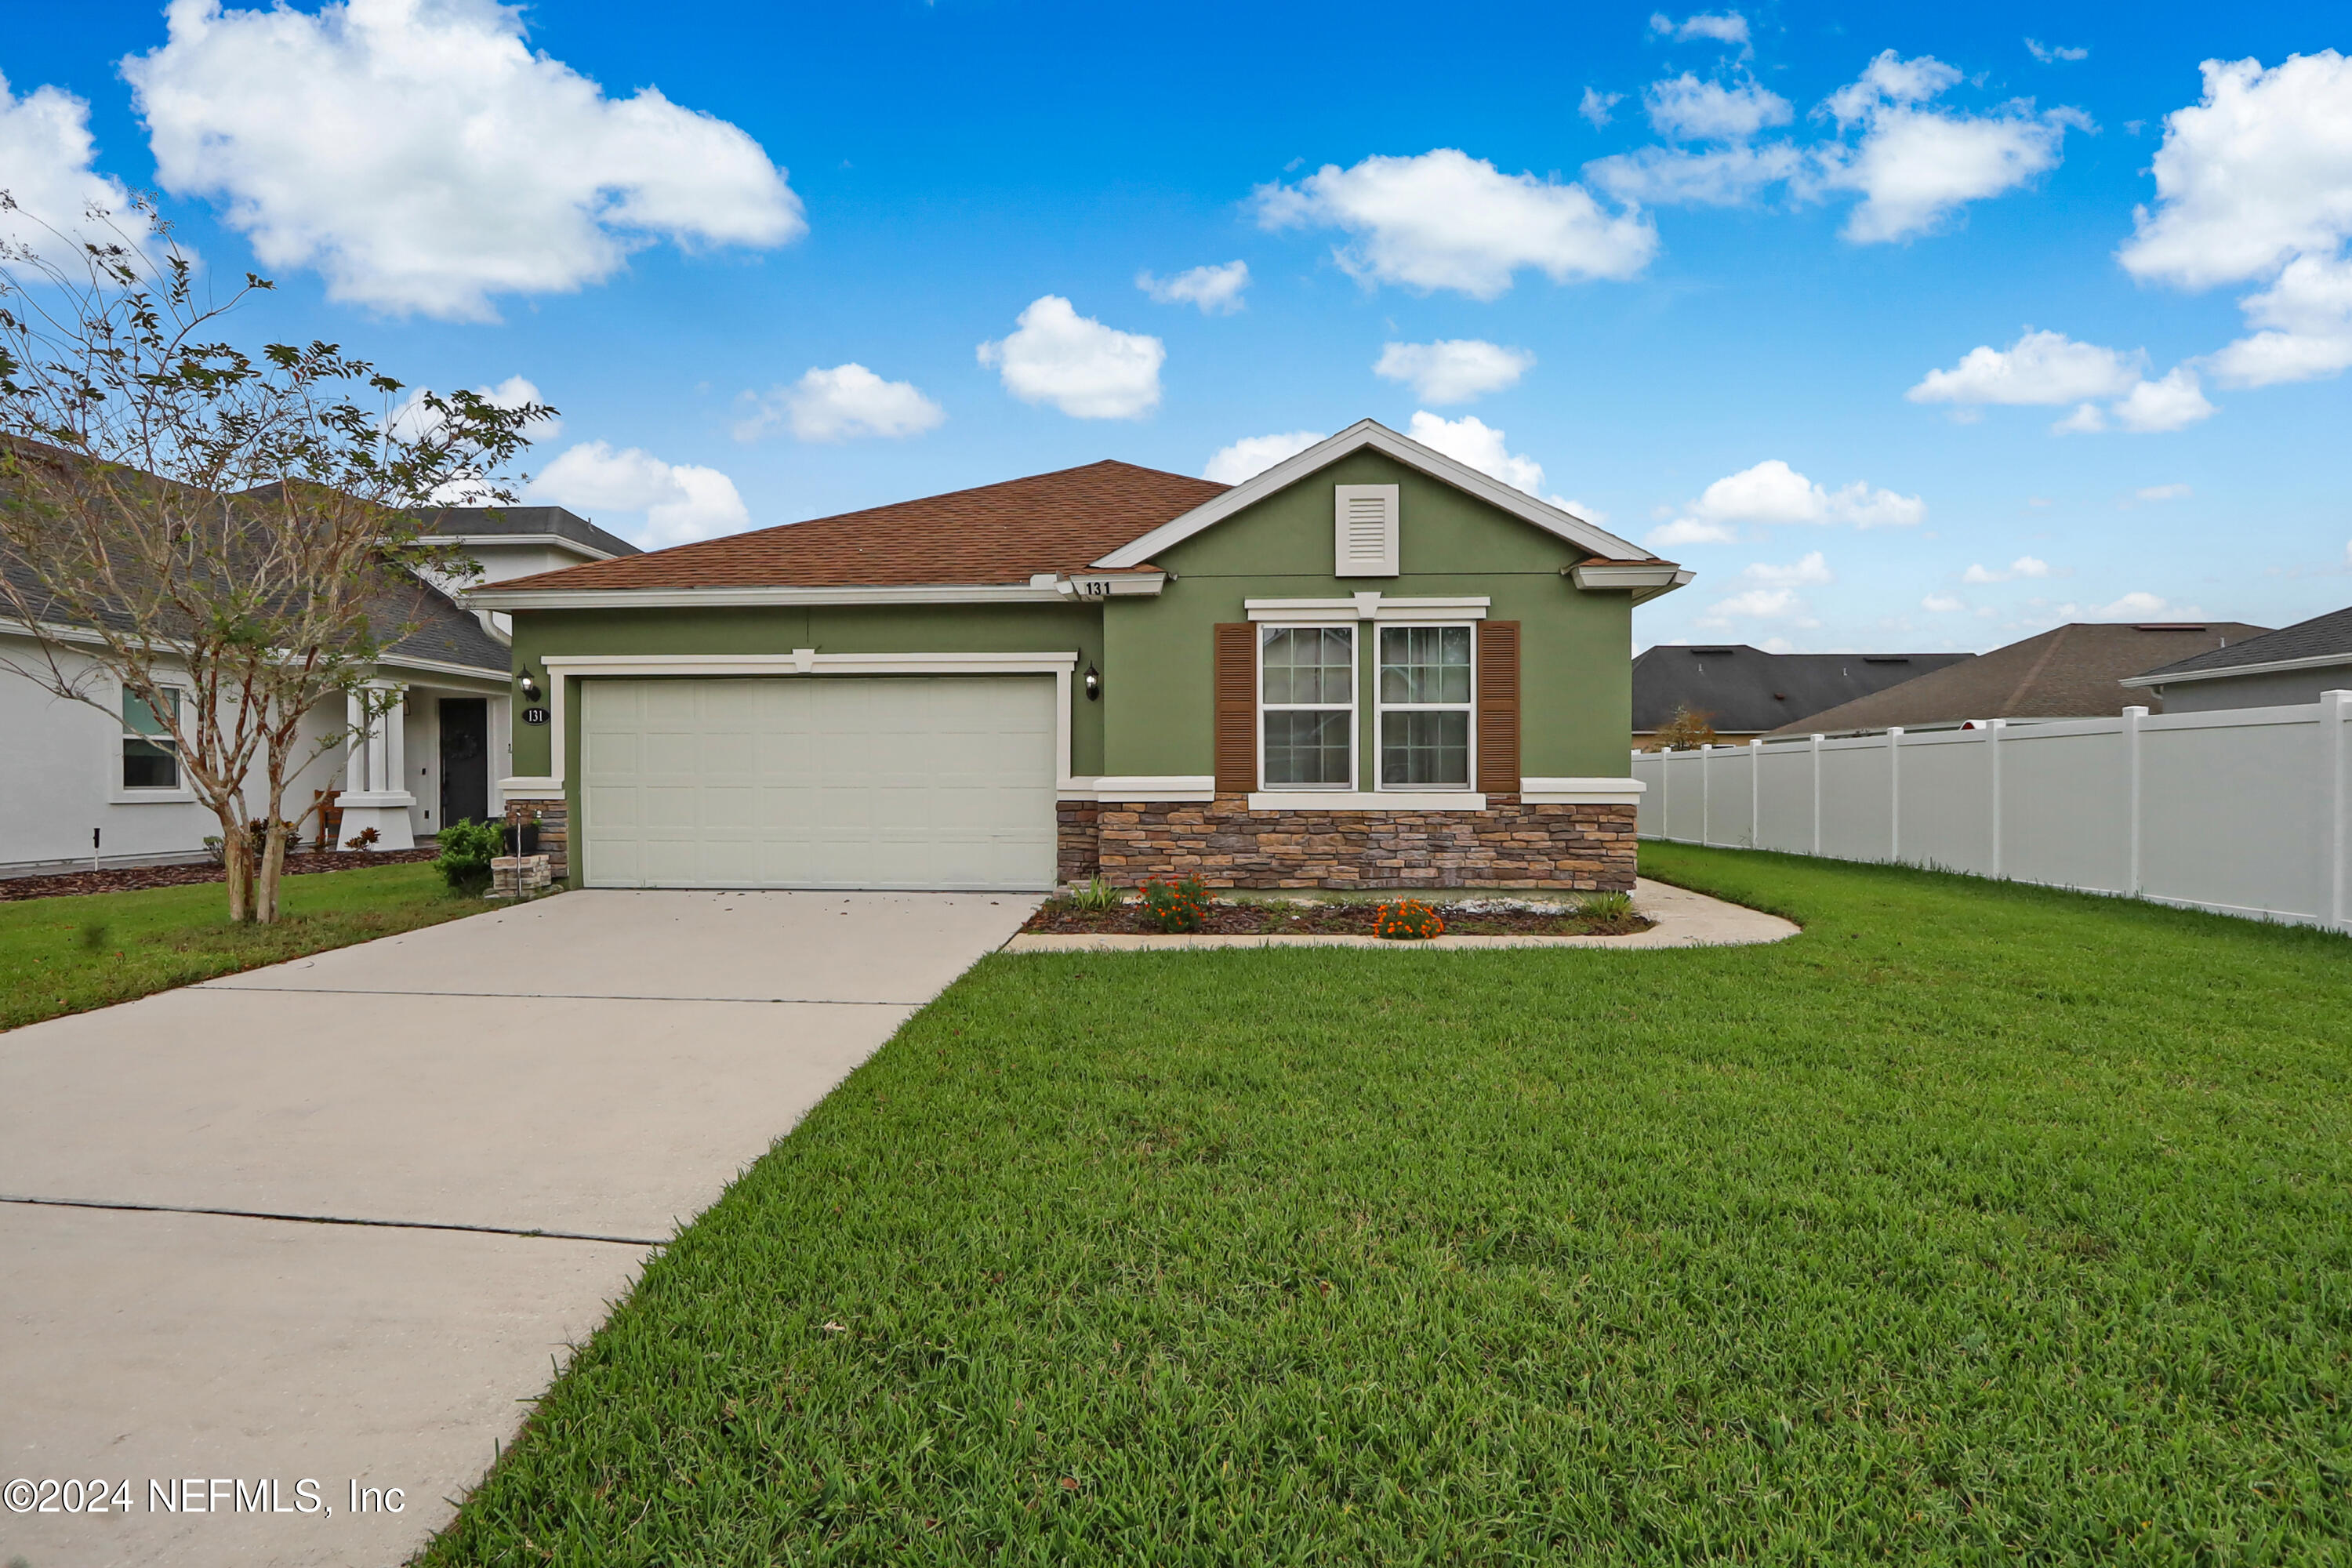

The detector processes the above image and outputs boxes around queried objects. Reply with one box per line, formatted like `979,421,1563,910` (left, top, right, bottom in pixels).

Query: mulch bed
0,848,439,902
1022,898,1653,938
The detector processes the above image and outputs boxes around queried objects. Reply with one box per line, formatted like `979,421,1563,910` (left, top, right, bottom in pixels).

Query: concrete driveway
0,889,1031,1568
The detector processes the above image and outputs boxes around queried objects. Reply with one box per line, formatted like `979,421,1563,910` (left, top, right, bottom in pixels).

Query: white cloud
2099,368,2216,432
0,72,161,263
2025,40,2089,64
1647,517,1739,547
1650,11,1751,46
528,441,749,548
2060,590,2175,619
2119,53,2352,290
977,296,1164,419
1742,550,1832,586
1580,88,1623,128
1251,147,1657,299
1907,328,2145,405
1922,593,1966,612
734,363,946,444
1698,586,1819,629
1653,459,1925,547
1646,74,1791,141
1405,412,1548,495
1588,141,1804,207
2119,53,2352,388
1373,339,1534,404
1962,556,2053,583
122,0,803,321
1136,260,1250,314
2203,253,2352,387
2136,482,2192,501
389,372,559,444
1203,430,1326,485
1587,49,2084,233
1811,53,2085,243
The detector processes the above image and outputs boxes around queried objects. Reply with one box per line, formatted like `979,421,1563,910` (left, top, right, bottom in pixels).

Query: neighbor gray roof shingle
2133,604,2352,680
1634,644,1976,733
1767,622,2272,735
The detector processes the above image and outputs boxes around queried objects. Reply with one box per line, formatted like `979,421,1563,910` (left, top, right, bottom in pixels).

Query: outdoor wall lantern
518,671,543,702
1083,662,1102,701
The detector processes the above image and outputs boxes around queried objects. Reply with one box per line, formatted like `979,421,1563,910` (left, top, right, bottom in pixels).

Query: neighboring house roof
2122,602,2352,688
488,460,1227,593
1633,644,1976,733
1768,622,2273,735
419,505,641,561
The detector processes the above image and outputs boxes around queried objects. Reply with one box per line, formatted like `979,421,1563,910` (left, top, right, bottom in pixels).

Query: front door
438,698,490,828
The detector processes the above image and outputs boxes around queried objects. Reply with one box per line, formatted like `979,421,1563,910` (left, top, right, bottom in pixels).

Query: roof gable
1092,419,1655,570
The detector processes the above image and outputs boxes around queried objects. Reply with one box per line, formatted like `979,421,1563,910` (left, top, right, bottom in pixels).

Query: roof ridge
2003,622,2070,713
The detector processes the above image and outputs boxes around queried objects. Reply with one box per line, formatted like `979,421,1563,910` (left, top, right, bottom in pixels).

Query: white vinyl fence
1632,692,2352,931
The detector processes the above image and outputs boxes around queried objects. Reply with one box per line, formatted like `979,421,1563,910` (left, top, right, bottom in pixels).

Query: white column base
337,798,417,852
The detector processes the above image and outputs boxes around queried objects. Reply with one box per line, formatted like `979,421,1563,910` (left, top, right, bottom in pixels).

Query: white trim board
2120,648,2352,688
1247,791,1486,811
1522,776,1646,804
534,652,1080,789
1093,419,1656,570
1245,593,1490,622
425,534,622,561
470,575,1164,612
1059,775,1218,802
1566,561,1697,605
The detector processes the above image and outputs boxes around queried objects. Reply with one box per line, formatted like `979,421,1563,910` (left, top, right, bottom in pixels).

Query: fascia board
423,534,621,561
1570,563,1696,604
468,583,1082,611
2120,648,2352,688
1091,419,1653,569
375,652,511,685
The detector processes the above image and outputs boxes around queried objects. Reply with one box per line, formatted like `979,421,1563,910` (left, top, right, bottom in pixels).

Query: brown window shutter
1213,622,1257,795
1476,619,1521,793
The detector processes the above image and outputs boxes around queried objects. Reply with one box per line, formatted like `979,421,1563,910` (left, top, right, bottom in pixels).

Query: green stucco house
472,419,1690,893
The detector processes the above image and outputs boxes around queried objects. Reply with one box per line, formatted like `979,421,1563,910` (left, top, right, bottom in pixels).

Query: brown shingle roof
1765,622,2273,735
493,459,1227,591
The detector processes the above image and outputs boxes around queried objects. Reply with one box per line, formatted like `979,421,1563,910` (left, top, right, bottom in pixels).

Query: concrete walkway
0,890,1031,1568
1005,877,1799,952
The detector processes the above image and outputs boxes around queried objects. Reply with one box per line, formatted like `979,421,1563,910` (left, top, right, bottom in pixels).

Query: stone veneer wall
506,795,570,880
1059,797,1635,892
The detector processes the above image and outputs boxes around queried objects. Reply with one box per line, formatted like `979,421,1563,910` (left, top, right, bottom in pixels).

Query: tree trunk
217,804,253,923
256,818,289,924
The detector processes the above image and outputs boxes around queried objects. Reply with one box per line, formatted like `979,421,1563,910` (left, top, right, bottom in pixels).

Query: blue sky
5,0,2347,652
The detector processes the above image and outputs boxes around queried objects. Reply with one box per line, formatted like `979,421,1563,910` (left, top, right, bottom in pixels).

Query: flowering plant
1374,898,1445,940
1140,874,1209,933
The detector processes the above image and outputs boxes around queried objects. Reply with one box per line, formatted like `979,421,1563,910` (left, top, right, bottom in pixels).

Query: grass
422,847,2352,1565
0,862,486,1031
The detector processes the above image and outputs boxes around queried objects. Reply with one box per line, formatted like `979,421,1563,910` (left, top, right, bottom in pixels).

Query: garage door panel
583,676,1056,891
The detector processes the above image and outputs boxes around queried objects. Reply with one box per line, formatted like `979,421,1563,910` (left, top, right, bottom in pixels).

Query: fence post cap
2122,705,2151,718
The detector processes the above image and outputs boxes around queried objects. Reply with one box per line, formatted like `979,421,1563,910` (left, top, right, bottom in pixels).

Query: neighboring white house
2122,603,2352,713
0,506,636,877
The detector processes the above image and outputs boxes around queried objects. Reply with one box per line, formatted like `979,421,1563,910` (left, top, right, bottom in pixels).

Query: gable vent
1333,484,1399,577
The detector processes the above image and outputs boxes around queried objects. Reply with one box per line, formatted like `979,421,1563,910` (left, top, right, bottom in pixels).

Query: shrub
435,818,503,894
1374,898,1445,940
1069,876,1123,913
1140,874,1209,933
1578,890,1635,923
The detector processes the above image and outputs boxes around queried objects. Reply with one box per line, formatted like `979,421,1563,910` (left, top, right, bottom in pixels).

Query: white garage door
581,677,1058,891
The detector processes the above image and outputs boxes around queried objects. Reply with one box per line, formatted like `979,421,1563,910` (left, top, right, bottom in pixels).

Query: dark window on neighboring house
122,687,182,789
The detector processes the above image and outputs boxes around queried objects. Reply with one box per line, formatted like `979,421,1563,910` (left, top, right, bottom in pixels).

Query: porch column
337,681,417,851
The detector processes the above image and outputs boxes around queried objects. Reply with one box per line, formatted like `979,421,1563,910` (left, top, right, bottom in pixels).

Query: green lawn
1,863,485,1031
422,847,2352,1565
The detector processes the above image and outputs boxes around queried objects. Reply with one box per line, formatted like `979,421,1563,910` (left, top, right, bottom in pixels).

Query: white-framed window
1258,623,1356,789
119,684,186,792
1377,623,1475,789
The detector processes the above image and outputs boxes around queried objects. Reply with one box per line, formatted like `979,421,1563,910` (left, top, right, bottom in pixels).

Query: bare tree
1648,702,1719,752
0,196,550,921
